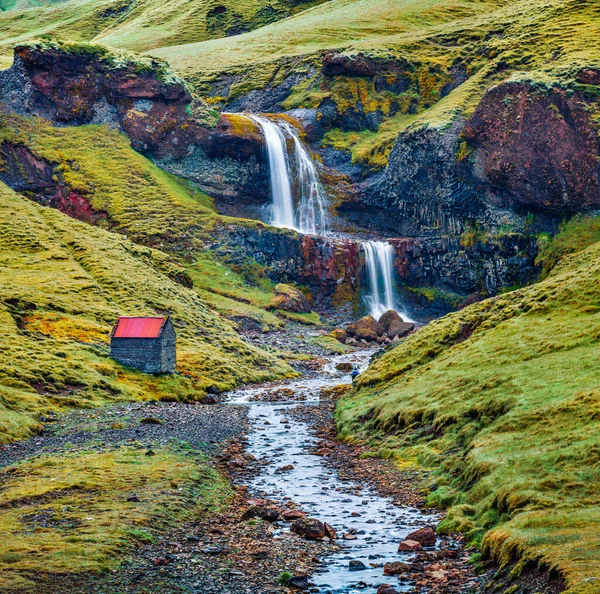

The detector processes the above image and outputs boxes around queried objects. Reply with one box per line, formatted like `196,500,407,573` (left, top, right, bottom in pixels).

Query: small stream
228,350,437,593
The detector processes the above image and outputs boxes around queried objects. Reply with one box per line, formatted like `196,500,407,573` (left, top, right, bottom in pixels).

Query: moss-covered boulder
270,284,311,313
346,315,381,342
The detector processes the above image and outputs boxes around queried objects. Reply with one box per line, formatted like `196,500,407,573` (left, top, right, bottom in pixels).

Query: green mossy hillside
0,111,308,329
0,446,229,592
337,237,600,592
151,0,600,170
0,181,291,443
0,0,331,67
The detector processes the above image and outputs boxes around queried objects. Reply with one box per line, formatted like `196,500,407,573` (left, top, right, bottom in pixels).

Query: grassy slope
0,0,330,67
151,0,600,168
0,111,301,327
0,446,229,592
0,172,292,443
336,236,600,592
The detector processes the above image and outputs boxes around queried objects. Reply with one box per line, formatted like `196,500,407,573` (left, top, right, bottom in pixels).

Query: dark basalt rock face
348,120,476,236
343,78,600,237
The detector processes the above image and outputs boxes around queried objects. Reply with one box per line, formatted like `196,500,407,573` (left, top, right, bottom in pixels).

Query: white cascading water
248,114,329,235
281,122,329,235
247,115,296,230
361,240,398,319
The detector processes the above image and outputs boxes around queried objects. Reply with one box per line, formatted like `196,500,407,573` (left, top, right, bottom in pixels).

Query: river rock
406,526,437,547
270,284,311,313
377,585,400,594
324,522,337,540
288,574,309,589
378,310,403,333
335,362,353,372
282,509,306,521
331,328,348,343
349,560,367,571
383,561,412,576
398,539,423,552
346,316,381,342
387,321,415,339
290,518,326,540
242,505,280,522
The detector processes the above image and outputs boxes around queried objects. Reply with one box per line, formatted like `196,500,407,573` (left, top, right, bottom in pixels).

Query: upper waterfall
247,115,296,230
247,114,329,235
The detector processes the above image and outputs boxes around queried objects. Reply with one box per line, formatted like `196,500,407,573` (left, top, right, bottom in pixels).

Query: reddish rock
282,509,306,521
406,526,437,547
377,585,400,594
275,464,294,473
576,68,600,85
314,448,332,456
398,539,423,552
324,522,337,540
290,518,327,540
461,80,600,212
346,315,382,342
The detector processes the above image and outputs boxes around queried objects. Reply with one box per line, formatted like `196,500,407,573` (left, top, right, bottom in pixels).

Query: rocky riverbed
0,338,489,594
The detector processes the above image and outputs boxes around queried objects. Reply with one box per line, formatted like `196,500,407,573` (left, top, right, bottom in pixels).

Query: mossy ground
0,0,330,66
0,445,230,592
337,234,600,593
0,109,315,334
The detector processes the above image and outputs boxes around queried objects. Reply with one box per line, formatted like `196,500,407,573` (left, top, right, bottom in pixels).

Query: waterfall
247,115,296,230
361,241,398,320
281,122,329,235
248,114,329,234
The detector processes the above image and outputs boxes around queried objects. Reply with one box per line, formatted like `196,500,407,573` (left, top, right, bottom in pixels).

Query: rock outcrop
460,80,600,213
269,284,312,313
0,42,270,204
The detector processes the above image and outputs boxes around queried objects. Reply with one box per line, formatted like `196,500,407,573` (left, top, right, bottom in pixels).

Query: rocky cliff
0,41,270,205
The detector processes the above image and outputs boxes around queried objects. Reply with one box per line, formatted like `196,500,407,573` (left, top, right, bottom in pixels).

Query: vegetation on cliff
150,0,599,169
0,0,330,65
337,236,600,593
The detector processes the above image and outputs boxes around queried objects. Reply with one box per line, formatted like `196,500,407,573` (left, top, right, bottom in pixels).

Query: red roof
112,317,166,339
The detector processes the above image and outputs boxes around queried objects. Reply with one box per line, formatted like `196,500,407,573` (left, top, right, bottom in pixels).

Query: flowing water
248,115,297,230
248,114,330,235
281,121,330,235
361,241,400,320
228,350,436,593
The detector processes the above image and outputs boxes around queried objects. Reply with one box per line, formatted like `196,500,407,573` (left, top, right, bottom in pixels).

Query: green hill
0,123,293,443
0,0,330,67
337,230,600,593
150,0,600,168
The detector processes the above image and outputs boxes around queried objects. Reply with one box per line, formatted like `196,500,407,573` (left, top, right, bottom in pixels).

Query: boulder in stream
346,316,381,342
406,526,437,547
398,539,423,552
290,518,327,540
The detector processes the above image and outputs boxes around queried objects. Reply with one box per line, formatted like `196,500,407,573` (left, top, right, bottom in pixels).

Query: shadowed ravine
228,350,438,593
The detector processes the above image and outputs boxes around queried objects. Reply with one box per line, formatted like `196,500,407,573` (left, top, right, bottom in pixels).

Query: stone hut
110,316,176,374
